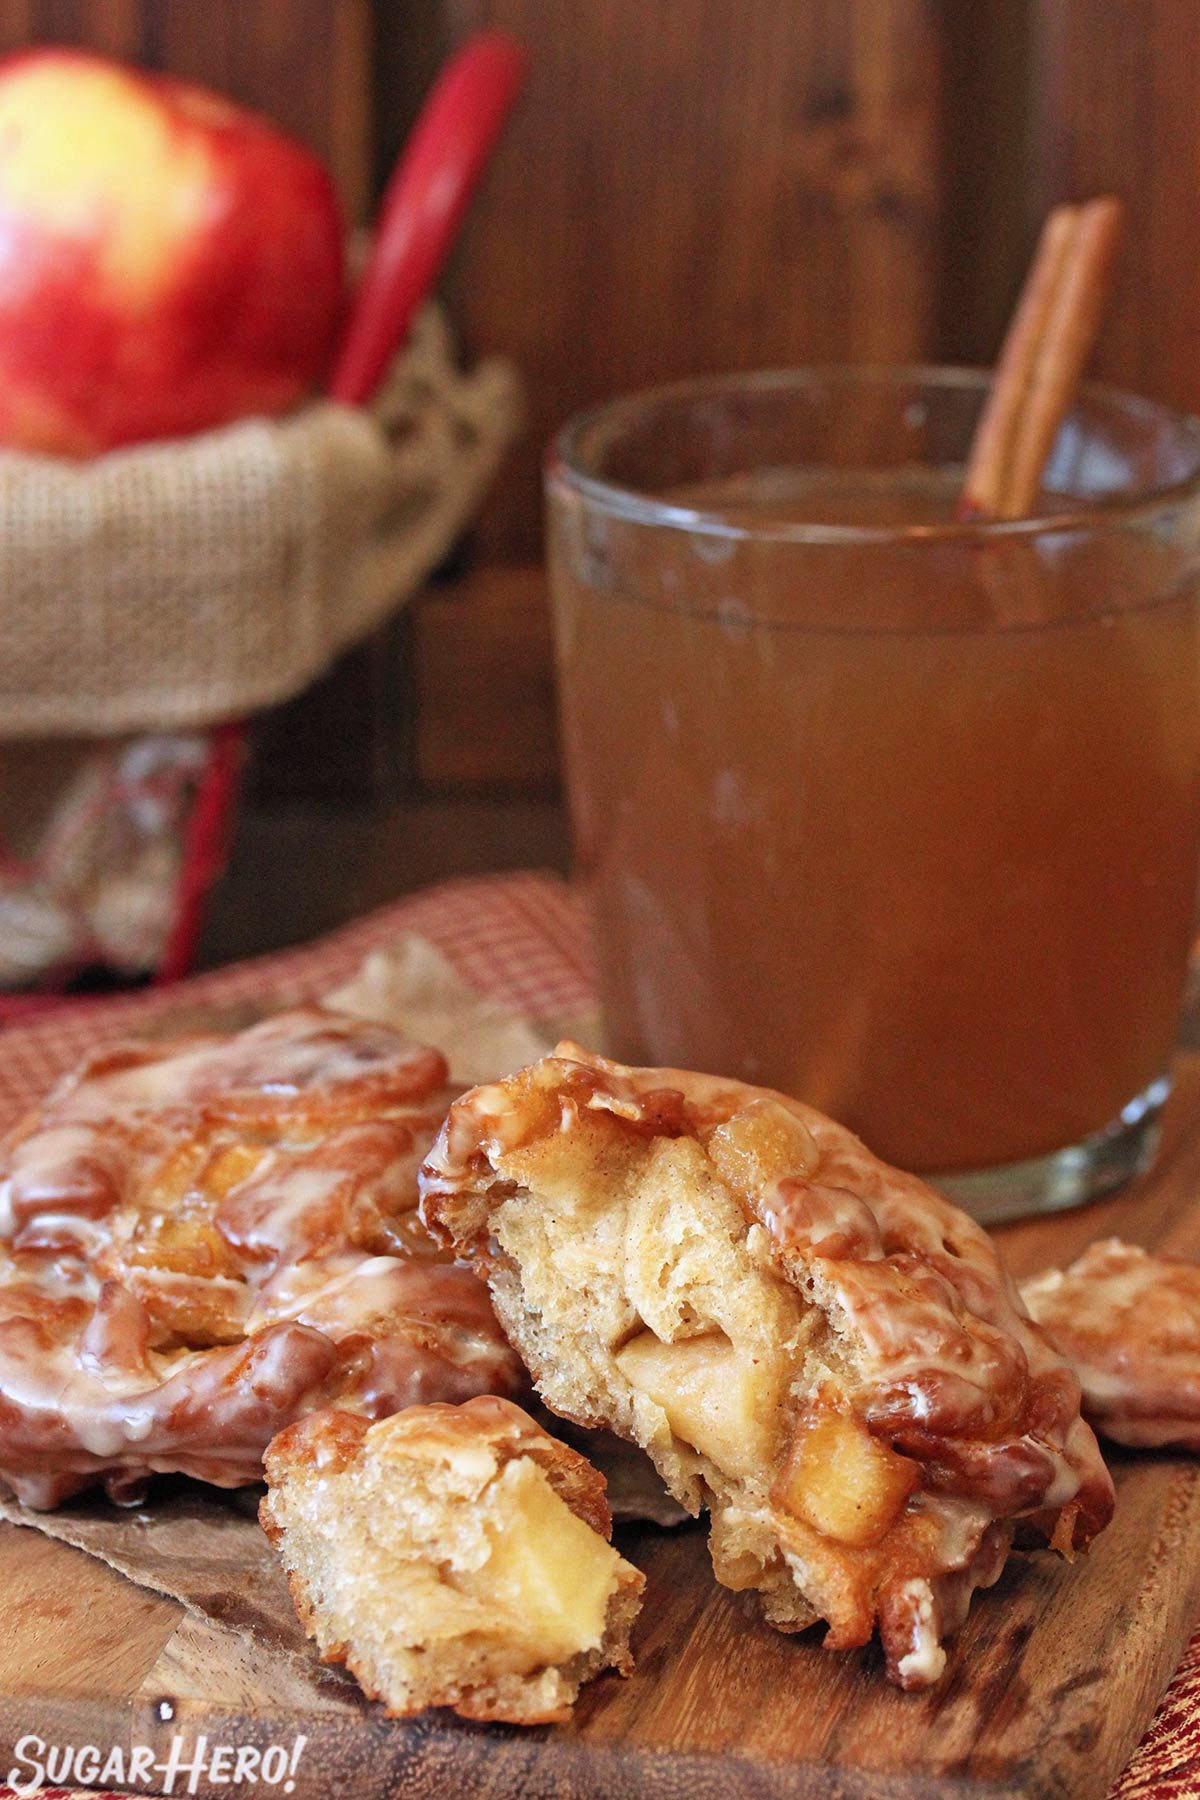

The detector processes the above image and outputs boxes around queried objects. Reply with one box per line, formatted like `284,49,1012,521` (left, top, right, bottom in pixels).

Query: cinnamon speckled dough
0,1006,522,1508
261,1397,644,1723
419,1043,1115,1690
1022,1238,1200,1450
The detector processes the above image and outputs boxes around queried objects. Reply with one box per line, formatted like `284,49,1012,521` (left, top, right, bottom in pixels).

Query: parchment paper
0,1482,352,1696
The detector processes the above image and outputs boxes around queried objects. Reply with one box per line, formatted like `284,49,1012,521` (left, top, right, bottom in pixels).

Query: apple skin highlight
0,49,346,456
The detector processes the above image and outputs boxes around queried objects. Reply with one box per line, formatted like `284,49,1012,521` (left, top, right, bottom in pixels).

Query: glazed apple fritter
1023,1237,1200,1451
262,1396,644,1723
0,1006,522,1507
419,1043,1114,1689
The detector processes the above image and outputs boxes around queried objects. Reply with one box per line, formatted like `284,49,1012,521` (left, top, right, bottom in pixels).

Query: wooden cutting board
3,1065,1200,1800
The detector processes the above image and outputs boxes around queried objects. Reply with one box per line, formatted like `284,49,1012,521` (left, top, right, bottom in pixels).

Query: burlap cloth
0,305,521,737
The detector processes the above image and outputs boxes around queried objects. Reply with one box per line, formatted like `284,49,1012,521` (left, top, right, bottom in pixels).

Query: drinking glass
545,368,1200,1220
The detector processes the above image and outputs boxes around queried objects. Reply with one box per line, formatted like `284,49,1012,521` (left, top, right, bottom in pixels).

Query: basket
0,306,521,1006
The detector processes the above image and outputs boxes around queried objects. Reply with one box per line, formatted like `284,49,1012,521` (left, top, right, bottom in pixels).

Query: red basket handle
329,32,526,407
156,721,245,986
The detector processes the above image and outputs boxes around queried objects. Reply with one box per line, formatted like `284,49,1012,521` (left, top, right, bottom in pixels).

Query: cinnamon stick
961,204,1079,517
961,196,1124,520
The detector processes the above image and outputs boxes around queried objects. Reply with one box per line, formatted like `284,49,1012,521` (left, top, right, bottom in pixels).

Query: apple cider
547,372,1200,1212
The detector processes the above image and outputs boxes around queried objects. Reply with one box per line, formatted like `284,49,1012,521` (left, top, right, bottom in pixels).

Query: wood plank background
1031,1,1200,416
437,0,946,566
1,1,1197,950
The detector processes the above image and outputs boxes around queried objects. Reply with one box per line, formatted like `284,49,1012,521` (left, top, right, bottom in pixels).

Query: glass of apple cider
545,369,1200,1220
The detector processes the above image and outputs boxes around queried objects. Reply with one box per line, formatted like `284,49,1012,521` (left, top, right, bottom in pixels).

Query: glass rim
545,364,1200,545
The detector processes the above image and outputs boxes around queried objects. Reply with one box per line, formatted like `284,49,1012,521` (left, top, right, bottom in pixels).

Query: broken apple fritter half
262,1396,644,1722
419,1044,1114,1689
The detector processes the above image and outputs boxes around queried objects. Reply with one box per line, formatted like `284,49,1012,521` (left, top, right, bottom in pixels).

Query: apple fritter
0,1006,522,1508
261,1397,644,1723
1023,1237,1200,1450
419,1043,1114,1690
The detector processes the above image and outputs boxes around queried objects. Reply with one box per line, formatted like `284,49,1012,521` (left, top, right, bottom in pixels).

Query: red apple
0,48,346,456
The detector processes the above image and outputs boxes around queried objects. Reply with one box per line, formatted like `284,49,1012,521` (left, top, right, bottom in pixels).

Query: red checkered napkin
0,870,1193,1800
0,870,594,1114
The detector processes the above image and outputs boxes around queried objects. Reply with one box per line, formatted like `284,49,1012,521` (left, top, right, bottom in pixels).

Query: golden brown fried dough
0,1006,522,1507
420,1043,1114,1689
1023,1237,1200,1450
261,1397,644,1722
